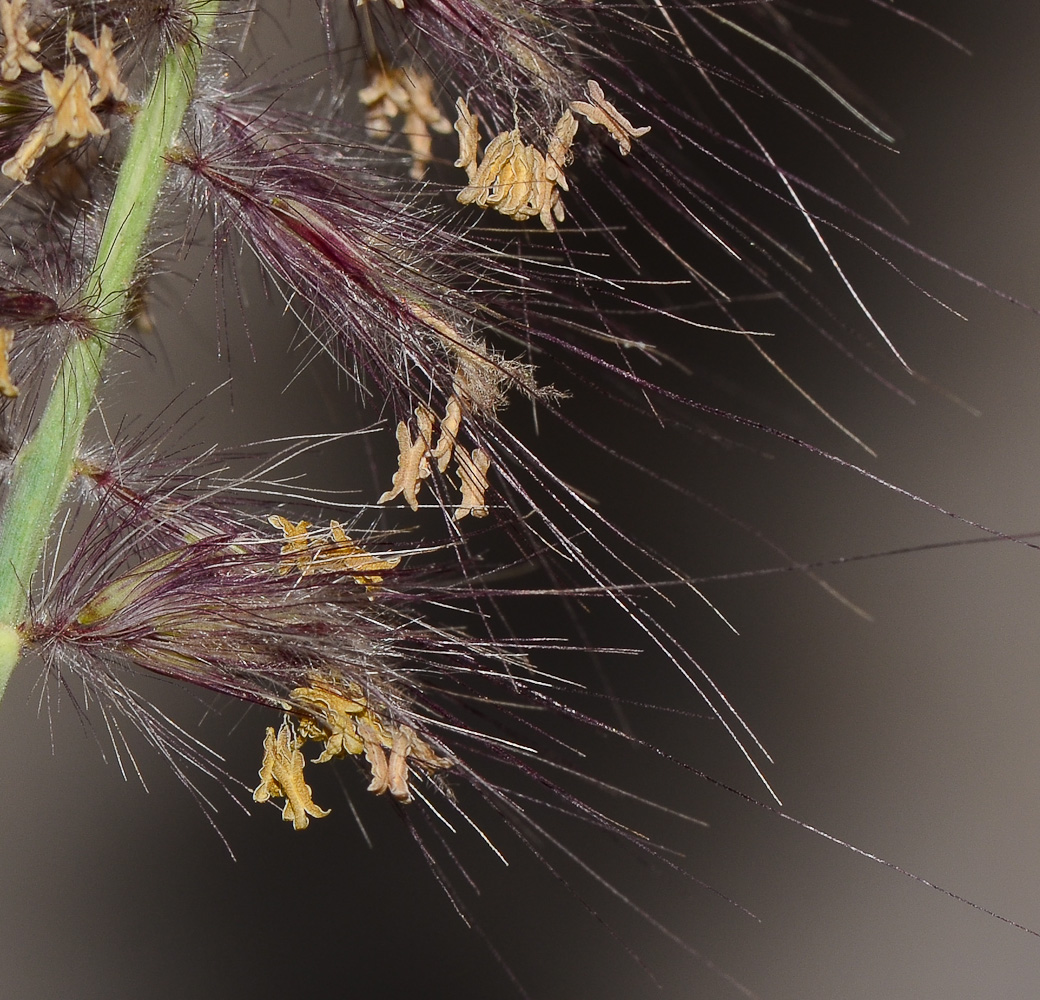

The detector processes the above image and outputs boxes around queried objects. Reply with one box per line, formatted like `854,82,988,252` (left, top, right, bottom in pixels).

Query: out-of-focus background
3,2,1040,998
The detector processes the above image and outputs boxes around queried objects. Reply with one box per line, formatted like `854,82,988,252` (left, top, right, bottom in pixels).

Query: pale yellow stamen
291,681,451,804
453,97,480,182
253,722,331,830
541,111,578,231
268,516,400,588
267,515,314,574
292,683,368,762
378,393,494,519
45,63,105,142
72,25,129,105
569,79,650,156
0,0,41,82
0,326,17,397
358,717,392,796
430,395,462,473
454,98,574,231
359,65,451,179
3,64,106,183
454,445,491,520
322,520,401,587
378,405,435,511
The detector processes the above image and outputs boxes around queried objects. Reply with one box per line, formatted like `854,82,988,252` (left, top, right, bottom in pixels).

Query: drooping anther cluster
254,678,453,828
268,516,402,588
454,97,577,232
378,394,491,520
451,80,649,231
359,63,453,179
1,18,128,183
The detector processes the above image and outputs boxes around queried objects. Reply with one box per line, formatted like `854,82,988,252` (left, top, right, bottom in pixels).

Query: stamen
378,405,435,511
454,99,575,231
569,79,650,156
253,722,331,830
378,394,494,518
454,445,491,520
0,326,18,397
291,681,452,803
72,25,129,105
359,65,451,179
268,516,401,588
3,64,106,183
0,0,41,82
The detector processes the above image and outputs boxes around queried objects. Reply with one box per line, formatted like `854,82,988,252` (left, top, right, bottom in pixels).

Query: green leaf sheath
0,3,221,698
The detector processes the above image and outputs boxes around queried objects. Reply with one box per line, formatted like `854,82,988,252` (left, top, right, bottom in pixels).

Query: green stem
0,3,220,699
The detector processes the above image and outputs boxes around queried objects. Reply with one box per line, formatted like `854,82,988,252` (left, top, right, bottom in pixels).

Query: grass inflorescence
0,1,1036,996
